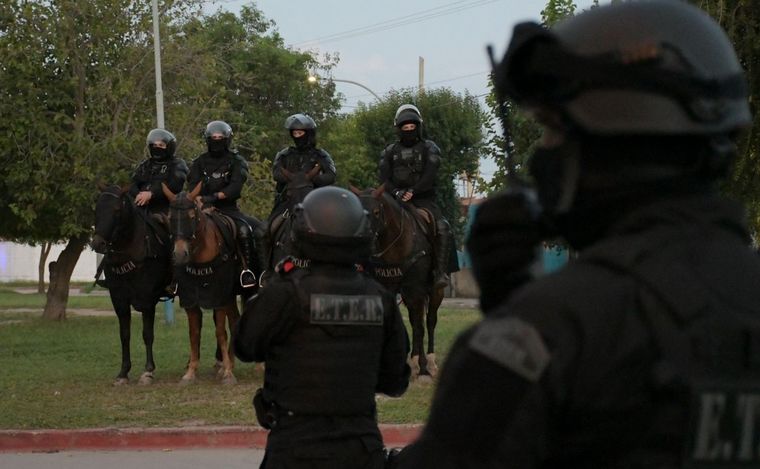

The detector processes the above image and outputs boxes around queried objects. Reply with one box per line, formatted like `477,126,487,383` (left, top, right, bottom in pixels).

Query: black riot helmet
291,186,372,265
204,120,233,155
490,0,751,224
146,128,176,160
394,104,423,146
285,113,317,149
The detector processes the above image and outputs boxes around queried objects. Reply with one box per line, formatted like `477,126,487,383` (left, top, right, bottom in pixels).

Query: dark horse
352,185,445,380
91,184,172,386
163,182,256,385
262,167,320,278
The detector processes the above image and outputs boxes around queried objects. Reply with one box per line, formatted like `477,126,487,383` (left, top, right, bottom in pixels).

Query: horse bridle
360,193,406,258
96,189,131,254
169,197,199,242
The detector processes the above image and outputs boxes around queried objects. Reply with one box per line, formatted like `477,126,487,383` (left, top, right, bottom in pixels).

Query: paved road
0,449,265,469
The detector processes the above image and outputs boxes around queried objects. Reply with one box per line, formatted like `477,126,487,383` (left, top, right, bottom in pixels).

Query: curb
0,425,422,453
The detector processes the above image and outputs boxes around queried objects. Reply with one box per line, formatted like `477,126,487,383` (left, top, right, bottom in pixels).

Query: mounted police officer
235,186,410,469
129,128,188,214
396,1,760,468
187,120,258,288
379,105,452,289
270,113,337,220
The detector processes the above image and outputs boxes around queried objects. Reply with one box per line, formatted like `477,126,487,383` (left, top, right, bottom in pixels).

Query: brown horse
91,183,171,385
163,182,243,385
352,185,445,380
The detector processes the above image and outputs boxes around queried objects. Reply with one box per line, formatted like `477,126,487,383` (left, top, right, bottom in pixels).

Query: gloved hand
466,188,548,313
393,189,407,201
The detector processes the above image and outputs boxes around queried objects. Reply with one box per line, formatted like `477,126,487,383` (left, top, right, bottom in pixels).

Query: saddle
405,205,436,238
205,208,238,253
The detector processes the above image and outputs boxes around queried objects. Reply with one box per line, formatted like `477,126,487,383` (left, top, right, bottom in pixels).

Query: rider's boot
433,219,451,290
238,225,257,289
254,224,271,286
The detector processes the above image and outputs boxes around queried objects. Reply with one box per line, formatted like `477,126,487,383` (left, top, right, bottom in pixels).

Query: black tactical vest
581,221,760,468
263,268,389,416
199,155,233,194
390,142,427,188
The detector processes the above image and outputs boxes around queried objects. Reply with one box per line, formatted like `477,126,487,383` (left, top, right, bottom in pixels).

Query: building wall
0,242,100,282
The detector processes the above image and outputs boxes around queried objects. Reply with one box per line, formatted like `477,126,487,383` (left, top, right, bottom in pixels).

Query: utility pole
418,56,425,95
152,0,165,129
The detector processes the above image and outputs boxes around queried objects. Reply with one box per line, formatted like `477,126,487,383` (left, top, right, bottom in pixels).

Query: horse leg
405,294,428,380
180,307,202,385
214,304,237,385
213,313,224,371
426,287,445,379
138,306,156,385
113,298,131,386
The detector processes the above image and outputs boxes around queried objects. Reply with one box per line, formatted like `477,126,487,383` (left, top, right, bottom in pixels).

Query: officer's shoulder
381,143,396,156
314,148,332,159
274,147,292,159
171,157,189,168
230,151,248,163
423,140,441,155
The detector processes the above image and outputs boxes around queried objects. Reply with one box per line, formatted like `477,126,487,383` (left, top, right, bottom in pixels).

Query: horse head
163,182,203,266
350,184,403,256
91,183,132,254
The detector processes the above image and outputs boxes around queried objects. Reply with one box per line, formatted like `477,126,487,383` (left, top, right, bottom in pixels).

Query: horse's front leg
112,297,132,386
404,294,428,380
214,303,237,385
180,307,202,385
138,306,157,385
426,287,445,378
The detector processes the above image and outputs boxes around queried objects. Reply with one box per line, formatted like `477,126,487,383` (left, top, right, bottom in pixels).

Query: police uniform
379,139,442,218
128,156,188,214
271,146,336,219
235,186,411,469
397,194,760,468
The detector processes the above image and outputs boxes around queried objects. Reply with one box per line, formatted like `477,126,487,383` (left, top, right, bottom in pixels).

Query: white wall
0,242,100,282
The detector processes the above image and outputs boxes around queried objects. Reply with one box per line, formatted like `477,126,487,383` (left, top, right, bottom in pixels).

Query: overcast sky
201,0,599,181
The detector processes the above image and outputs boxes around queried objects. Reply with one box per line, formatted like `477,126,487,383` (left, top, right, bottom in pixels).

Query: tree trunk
42,234,88,321
37,242,52,294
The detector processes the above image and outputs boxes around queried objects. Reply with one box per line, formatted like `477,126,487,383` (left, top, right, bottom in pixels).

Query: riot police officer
129,128,188,214
187,120,258,288
234,186,410,469
396,1,760,468
379,105,453,289
270,113,336,220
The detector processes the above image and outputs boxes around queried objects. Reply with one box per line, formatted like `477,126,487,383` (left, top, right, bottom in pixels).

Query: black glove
466,188,547,313
393,189,406,201
200,194,217,205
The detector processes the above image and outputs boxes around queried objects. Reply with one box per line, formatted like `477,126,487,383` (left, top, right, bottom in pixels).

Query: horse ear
371,184,385,199
349,185,361,195
162,183,176,202
120,184,130,195
188,181,203,201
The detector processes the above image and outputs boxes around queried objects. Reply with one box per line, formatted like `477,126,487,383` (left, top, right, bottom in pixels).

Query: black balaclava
149,145,169,161
207,138,227,157
397,122,420,147
292,129,316,151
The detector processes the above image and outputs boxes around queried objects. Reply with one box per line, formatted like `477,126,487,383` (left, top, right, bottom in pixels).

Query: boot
433,219,451,289
238,225,257,289
254,224,272,275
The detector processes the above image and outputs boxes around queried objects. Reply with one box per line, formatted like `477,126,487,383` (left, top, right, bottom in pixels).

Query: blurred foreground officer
396,1,760,468
235,186,410,469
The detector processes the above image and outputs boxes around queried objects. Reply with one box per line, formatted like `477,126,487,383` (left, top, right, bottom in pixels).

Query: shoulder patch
468,316,551,382
310,294,384,326
424,140,441,155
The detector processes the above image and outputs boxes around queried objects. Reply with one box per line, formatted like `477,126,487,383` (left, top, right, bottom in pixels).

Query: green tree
0,0,339,319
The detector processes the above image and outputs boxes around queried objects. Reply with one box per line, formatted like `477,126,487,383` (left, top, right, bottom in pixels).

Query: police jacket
272,146,336,196
128,157,189,212
234,262,409,438
187,150,248,212
379,140,440,200
396,194,760,468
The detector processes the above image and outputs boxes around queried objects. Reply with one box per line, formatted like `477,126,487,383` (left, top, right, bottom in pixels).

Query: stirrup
240,269,257,288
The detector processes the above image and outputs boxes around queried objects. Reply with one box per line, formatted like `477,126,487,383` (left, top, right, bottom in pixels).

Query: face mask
149,146,168,160
207,139,226,155
293,135,309,150
400,130,418,147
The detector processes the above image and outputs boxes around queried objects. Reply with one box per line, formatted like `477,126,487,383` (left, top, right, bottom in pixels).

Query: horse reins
360,194,407,258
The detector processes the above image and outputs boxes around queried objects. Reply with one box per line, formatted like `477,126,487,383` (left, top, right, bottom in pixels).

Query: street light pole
152,0,165,129
309,75,382,102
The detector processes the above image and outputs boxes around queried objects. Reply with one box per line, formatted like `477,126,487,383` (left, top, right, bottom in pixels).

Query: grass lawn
0,294,480,429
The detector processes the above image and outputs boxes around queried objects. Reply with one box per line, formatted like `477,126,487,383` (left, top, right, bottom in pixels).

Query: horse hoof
213,360,224,371
417,374,434,385
426,353,438,378
179,376,196,386
113,377,129,386
221,374,237,385
408,355,421,380
138,372,154,386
